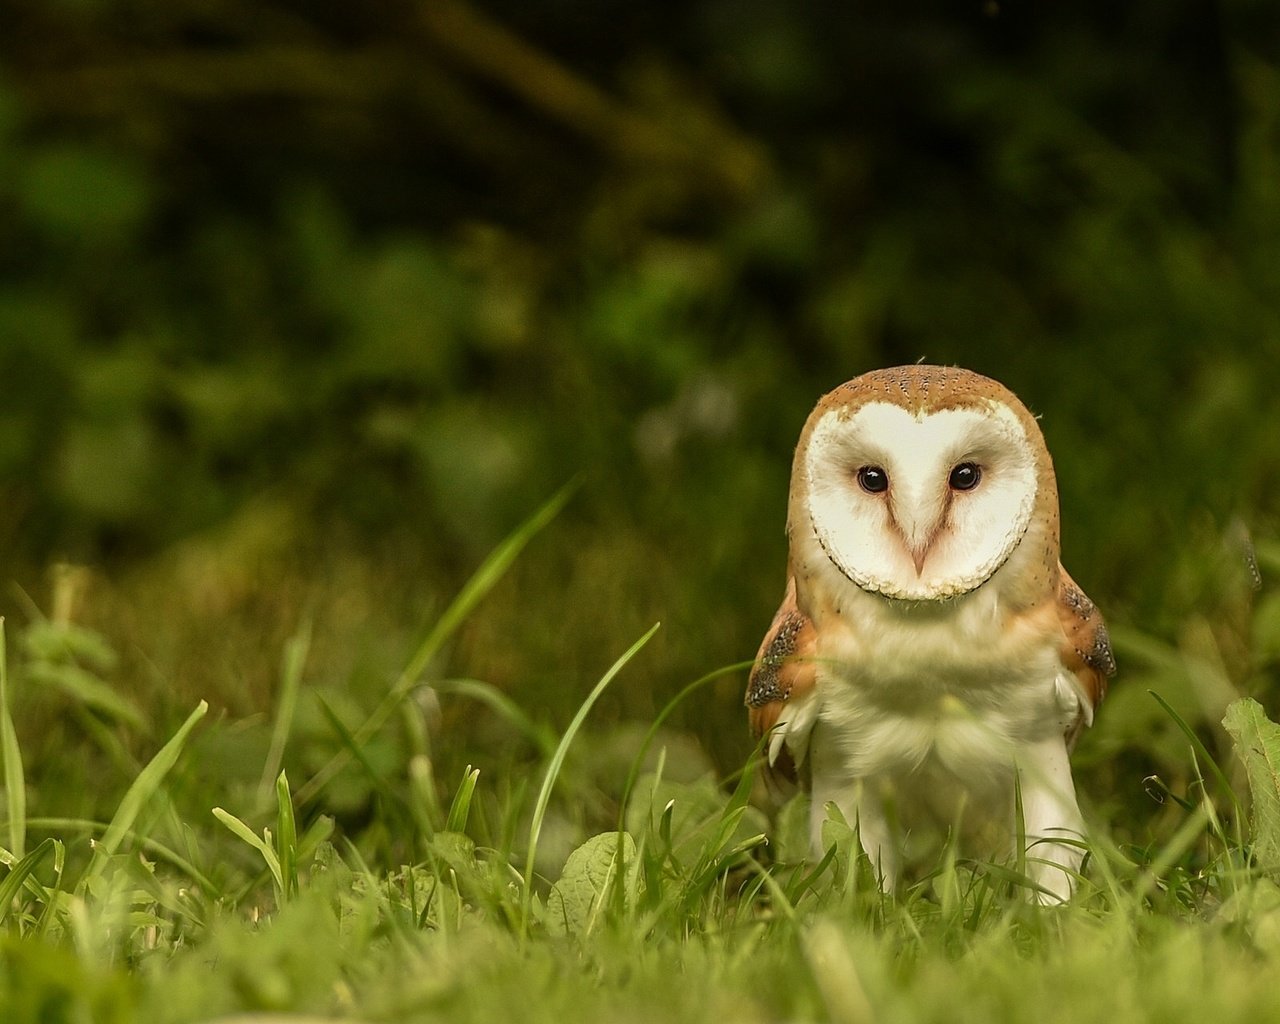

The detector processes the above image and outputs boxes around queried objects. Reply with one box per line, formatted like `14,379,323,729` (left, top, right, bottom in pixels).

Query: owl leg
853,784,898,892
1015,735,1085,904
808,772,898,892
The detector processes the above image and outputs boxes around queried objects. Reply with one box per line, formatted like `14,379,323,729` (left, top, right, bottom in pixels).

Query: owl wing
1055,564,1116,748
745,576,819,791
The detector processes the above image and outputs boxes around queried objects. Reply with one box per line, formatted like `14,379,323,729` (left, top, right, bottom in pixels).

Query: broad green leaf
546,832,641,937
1223,698,1280,869
1219,878,1280,956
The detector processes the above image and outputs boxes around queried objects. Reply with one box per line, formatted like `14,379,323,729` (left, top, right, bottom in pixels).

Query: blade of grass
0,837,54,925
802,919,876,1024
408,755,444,835
787,842,840,907
24,663,146,732
446,765,481,835
744,853,799,923
1149,690,1244,817
14,817,215,895
520,622,659,936
296,481,576,806
679,752,761,911
433,678,558,758
258,620,311,806
1013,769,1027,888
212,807,285,898
1132,801,1214,904
617,659,754,826
313,694,402,808
611,659,753,917
78,700,208,893
0,841,60,907
275,771,298,901
0,618,26,859
296,814,335,862
33,839,66,937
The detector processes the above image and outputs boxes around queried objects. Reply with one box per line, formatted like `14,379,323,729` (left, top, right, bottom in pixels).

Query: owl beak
903,511,945,576
888,486,946,577
910,544,930,576
888,512,940,577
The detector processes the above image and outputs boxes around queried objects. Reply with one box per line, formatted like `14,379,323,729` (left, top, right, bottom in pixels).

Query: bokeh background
1,0,1279,856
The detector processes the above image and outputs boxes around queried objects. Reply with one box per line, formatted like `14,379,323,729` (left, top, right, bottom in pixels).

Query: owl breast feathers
745,365,1114,903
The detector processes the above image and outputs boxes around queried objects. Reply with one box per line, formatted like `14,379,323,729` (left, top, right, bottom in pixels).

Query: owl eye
949,462,981,491
857,466,889,493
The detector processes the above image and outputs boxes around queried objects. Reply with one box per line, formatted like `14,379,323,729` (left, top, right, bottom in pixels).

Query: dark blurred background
1,0,1279,846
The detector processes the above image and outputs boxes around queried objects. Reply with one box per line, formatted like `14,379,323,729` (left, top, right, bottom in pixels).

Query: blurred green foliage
0,0,1278,837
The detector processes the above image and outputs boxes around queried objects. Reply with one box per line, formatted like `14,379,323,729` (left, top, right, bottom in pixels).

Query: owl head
788,365,1060,603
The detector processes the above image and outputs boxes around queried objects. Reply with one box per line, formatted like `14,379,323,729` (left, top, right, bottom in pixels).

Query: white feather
768,686,820,770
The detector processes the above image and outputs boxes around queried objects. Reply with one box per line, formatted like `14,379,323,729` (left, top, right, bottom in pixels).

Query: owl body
748,366,1113,902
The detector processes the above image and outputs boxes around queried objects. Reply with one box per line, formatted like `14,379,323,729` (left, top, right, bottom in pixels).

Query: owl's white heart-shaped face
803,400,1039,601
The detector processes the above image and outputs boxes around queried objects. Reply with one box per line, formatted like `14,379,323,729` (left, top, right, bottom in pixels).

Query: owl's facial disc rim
801,402,1040,602
810,513,1022,602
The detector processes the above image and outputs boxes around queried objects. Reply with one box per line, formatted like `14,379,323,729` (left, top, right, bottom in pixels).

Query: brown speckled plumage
746,577,816,742
1057,568,1116,711
745,612,808,708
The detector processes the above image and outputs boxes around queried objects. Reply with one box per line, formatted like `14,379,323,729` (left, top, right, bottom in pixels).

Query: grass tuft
0,517,1275,1023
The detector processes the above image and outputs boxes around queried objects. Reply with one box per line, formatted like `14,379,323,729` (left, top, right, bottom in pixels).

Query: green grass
1,520,1279,1024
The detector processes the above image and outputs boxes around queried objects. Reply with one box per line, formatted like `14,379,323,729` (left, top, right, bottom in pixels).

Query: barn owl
746,365,1114,903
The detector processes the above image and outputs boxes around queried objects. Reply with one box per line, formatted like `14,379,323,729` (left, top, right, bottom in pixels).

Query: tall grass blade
408,755,444,835
610,660,750,919
0,619,26,860
434,678,558,758
617,660,753,825
79,699,208,892
313,694,400,806
297,481,576,805
680,752,762,908
1013,769,1027,889
1133,802,1213,903
258,619,311,806
1149,690,1244,817
802,919,876,1024
521,622,659,935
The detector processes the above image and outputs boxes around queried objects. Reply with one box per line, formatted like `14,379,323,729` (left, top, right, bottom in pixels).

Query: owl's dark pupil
857,466,889,493
949,462,981,491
